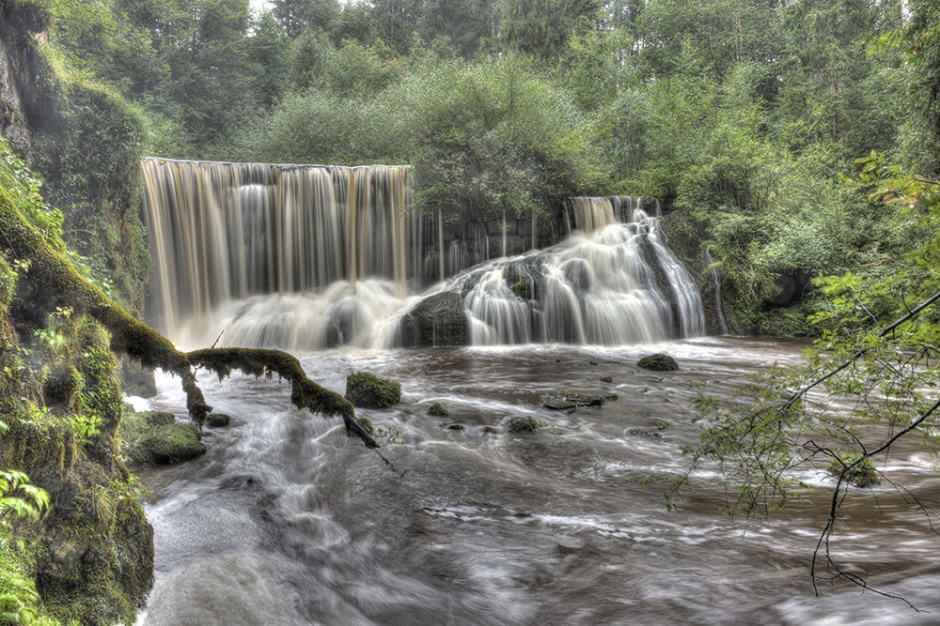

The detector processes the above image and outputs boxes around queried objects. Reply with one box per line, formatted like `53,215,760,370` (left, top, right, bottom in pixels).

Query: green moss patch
427,402,449,416
345,372,401,409
120,411,205,467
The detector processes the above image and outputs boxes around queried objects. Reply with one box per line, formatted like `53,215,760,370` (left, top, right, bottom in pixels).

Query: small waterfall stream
704,248,730,335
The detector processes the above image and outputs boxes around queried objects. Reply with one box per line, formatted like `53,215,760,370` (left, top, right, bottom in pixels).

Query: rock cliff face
0,30,30,155
0,2,54,158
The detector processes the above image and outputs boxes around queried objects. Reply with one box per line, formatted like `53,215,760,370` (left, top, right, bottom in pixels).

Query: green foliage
0,466,54,626
499,0,602,59
406,54,602,224
827,452,879,488
0,142,63,252
676,158,940,589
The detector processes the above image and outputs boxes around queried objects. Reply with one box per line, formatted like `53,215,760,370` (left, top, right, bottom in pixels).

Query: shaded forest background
11,0,940,334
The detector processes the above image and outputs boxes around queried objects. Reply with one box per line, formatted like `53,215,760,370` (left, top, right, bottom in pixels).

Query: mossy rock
140,424,206,465
637,353,679,372
121,412,206,466
507,415,540,433
828,453,880,488
344,371,401,409
428,402,449,416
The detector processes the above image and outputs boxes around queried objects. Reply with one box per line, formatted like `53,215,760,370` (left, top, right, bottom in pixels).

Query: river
132,337,940,625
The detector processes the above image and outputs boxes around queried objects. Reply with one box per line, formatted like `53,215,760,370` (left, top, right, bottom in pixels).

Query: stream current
132,337,940,626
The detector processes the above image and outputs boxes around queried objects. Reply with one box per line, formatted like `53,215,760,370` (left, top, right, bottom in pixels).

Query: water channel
133,337,940,625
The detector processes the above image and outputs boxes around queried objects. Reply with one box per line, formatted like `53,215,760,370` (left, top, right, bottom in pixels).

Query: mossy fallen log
0,191,378,449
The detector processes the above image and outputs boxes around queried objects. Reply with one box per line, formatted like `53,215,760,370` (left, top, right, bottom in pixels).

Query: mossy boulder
428,402,449,416
399,291,470,348
120,411,206,467
344,371,401,409
637,353,679,372
507,415,541,433
143,425,206,464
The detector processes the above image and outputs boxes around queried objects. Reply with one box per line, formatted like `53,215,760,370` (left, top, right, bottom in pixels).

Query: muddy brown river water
133,337,940,625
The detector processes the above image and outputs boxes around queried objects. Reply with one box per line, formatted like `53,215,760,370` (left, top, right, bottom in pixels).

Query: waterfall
142,160,704,350
454,199,705,346
704,248,730,335
141,158,415,343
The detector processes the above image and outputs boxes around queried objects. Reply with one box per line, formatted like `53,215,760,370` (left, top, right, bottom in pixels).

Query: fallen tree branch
0,191,378,449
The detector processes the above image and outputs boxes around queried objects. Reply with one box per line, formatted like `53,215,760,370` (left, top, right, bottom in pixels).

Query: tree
272,0,342,38
419,0,497,56
635,0,784,81
673,148,940,599
403,55,602,227
774,0,904,163
246,11,291,110
498,0,603,59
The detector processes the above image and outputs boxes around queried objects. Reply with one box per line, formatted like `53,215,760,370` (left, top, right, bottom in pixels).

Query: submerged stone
428,402,450,416
637,353,679,372
507,415,541,433
544,391,618,410
206,412,232,428
345,371,402,408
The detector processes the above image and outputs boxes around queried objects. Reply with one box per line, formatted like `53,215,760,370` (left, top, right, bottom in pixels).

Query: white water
141,160,704,352
141,158,416,341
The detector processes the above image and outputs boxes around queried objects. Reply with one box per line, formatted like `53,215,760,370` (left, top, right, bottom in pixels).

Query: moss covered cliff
0,154,153,623
0,0,150,317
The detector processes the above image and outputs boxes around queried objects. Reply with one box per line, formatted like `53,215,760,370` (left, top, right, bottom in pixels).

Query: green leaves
0,470,50,522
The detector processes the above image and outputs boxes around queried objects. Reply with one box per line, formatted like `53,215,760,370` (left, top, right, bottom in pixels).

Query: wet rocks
345,371,402,408
507,415,541,433
206,412,232,428
543,391,617,410
399,291,470,348
637,353,679,372
120,411,206,467
428,402,450,416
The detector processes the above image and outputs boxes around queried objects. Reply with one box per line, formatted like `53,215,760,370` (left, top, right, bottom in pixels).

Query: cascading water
141,158,418,346
141,160,704,349
704,248,730,335
445,197,704,346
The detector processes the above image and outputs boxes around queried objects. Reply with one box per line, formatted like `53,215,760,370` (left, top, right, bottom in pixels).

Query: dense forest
0,0,939,623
